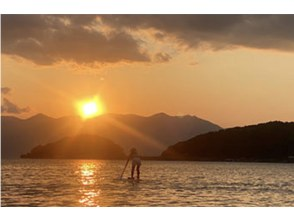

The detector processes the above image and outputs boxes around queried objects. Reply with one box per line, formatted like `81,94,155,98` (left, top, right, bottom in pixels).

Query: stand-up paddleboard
116,177,141,182
127,177,141,183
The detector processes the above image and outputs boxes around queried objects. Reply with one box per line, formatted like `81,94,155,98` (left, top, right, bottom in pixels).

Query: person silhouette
129,148,141,179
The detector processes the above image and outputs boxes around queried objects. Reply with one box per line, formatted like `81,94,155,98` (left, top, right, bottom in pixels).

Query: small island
161,121,294,163
21,134,126,159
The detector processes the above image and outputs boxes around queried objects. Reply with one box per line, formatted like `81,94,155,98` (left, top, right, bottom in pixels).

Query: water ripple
2,160,294,206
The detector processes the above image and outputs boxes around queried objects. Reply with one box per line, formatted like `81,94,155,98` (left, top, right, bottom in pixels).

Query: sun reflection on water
78,161,102,207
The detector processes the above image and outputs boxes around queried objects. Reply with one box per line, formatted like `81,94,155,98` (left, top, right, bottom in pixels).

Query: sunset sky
1,15,294,128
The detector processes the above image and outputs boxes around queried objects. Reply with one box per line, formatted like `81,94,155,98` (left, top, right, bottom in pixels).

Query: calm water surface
1,159,294,206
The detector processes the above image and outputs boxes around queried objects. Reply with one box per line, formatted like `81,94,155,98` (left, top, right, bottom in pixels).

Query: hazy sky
2,15,294,127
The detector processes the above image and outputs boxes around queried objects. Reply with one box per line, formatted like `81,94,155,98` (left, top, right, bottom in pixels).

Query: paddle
120,158,129,179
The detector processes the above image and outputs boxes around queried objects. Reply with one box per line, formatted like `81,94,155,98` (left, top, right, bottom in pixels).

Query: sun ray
101,115,166,153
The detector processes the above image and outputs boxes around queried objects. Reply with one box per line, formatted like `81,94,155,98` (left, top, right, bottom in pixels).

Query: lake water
1,159,294,207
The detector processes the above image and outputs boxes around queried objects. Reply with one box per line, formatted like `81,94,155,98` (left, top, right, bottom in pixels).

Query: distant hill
1,113,221,158
1,114,82,158
161,121,294,162
21,134,126,159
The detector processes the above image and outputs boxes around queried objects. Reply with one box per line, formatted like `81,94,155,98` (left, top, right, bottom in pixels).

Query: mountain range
1,113,221,158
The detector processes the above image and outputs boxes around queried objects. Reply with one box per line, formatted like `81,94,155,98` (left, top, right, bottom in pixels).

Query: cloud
2,15,150,65
189,61,198,66
1,98,30,114
1,87,30,114
1,87,11,95
3,15,294,66
100,15,294,52
154,52,172,63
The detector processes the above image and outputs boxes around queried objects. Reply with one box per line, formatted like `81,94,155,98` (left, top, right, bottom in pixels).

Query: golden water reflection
78,161,103,207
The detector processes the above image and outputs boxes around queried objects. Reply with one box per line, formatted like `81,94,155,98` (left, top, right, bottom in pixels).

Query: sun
76,96,105,119
82,102,98,116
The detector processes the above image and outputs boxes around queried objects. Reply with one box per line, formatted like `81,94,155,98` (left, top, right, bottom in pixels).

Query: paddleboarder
129,148,141,179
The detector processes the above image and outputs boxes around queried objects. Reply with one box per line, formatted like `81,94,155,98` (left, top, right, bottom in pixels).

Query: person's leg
136,165,141,179
131,165,135,178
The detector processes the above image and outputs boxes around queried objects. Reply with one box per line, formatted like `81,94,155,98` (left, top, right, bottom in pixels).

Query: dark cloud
1,87,11,95
1,98,30,114
2,15,150,65
101,15,294,52
3,15,294,66
1,87,30,114
101,15,241,33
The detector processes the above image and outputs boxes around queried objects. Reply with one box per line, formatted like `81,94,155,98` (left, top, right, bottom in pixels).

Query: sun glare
76,97,105,119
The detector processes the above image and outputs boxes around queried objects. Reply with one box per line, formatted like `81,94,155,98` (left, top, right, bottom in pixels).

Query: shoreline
1,157,293,163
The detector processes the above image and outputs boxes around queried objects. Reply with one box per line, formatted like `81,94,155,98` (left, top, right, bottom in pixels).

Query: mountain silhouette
1,114,82,158
21,134,126,159
161,121,294,162
1,113,221,158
